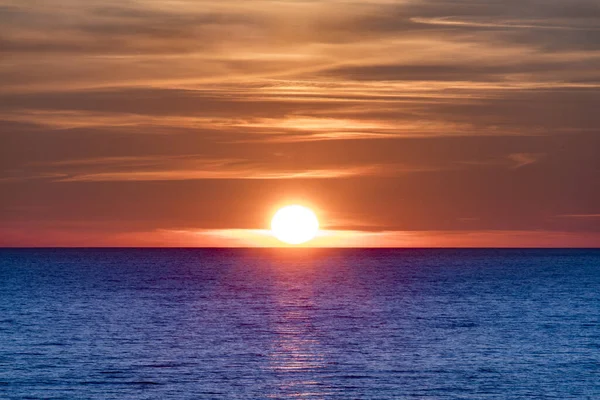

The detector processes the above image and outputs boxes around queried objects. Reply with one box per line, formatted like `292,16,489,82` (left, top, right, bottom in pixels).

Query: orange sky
1,0,599,247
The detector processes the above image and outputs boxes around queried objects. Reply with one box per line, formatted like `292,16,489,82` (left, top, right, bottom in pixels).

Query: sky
1,0,599,247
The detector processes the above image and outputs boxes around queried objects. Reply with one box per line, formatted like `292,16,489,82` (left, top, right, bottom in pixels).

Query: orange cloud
2,227,599,248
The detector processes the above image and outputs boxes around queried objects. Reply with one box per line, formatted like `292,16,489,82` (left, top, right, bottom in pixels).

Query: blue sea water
0,249,599,399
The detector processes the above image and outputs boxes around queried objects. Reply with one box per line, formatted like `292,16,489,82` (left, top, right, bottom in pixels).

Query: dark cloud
0,3,266,55
0,88,349,118
320,62,599,82
326,0,600,52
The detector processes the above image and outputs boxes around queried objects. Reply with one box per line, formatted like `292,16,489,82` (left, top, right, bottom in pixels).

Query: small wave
82,381,162,386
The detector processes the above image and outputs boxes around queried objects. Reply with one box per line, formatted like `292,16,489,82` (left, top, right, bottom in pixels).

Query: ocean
0,248,599,399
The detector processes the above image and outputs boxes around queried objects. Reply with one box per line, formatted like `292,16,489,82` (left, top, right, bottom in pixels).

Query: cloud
508,153,542,168
0,2,265,56
410,17,600,31
556,214,600,218
2,225,599,248
3,154,430,183
1,0,599,93
53,166,383,182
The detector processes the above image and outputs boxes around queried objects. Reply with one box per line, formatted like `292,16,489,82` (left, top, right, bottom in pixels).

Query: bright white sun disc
271,205,319,245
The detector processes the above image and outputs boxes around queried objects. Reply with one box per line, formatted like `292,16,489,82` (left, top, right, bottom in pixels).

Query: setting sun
271,205,319,245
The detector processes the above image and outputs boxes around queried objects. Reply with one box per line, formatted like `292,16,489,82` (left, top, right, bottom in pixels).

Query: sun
271,205,319,245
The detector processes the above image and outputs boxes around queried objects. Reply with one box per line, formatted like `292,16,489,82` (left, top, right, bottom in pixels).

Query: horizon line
1,247,598,250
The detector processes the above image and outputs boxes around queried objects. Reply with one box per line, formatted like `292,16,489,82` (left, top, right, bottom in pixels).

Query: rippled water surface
1,249,599,399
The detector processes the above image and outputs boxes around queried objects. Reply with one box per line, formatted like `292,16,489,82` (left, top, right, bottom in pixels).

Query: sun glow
270,205,319,245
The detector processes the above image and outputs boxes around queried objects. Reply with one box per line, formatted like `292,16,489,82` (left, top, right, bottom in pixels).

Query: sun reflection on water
265,273,329,398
